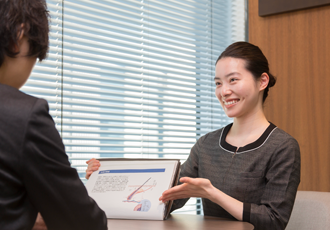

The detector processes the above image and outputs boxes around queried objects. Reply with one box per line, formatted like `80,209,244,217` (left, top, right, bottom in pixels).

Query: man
0,1,107,229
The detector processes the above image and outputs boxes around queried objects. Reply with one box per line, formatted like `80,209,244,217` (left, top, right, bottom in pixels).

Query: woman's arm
160,131,243,220
161,132,300,230
244,137,301,230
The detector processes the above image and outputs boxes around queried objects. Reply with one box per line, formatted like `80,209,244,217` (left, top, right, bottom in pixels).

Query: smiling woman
216,41,277,103
214,57,265,120
158,42,301,230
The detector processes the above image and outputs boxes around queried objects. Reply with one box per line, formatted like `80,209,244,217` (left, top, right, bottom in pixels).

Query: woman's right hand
85,158,101,179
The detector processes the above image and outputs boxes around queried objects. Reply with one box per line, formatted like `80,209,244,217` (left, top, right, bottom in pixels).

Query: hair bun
268,73,276,88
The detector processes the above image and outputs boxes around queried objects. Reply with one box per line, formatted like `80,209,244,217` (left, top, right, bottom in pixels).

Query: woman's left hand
159,177,214,203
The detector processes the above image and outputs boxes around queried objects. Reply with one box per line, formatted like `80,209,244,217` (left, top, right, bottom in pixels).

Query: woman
0,1,107,230
86,42,300,230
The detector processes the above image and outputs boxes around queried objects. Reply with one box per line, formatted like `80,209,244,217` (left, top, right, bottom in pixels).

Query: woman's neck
226,109,270,147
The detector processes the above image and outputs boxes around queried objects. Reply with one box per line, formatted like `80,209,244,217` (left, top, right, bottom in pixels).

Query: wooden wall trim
250,0,330,192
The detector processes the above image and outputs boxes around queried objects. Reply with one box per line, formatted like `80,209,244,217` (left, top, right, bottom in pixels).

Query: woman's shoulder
271,125,299,144
197,124,231,144
268,125,300,153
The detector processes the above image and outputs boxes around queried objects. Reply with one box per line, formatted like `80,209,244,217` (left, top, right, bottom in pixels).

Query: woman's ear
259,73,269,91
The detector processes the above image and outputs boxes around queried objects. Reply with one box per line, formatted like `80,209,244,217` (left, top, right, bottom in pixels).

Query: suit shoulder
0,84,39,111
0,84,48,130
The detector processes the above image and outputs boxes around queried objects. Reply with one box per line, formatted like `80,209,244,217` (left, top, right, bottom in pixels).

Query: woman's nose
221,84,231,98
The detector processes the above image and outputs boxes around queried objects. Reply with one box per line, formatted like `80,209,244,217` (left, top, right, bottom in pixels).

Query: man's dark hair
0,0,49,67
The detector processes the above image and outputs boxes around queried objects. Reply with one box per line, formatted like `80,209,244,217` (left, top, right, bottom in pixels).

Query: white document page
86,160,178,220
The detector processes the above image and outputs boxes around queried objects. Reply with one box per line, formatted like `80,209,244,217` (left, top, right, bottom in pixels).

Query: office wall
249,0,330,191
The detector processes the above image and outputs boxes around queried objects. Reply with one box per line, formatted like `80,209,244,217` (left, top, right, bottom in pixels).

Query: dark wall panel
259,0,330,16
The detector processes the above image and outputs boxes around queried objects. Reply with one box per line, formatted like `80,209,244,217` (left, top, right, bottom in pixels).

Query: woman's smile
223,99,240,108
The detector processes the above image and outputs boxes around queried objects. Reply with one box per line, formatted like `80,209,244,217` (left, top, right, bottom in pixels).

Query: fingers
86,158,93,164
160,190,190,202
159,184,190,202
160,177,212,202
85,169,93,179
162,183,186,196
85,167,100,179
180,177,211,188
179,177,192,184
88,165,100,171
86,158,98,164
85,158,101,179
86,159,100,169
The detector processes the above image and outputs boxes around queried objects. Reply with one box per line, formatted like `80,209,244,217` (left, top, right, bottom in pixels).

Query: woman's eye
230,78,237,82
215,82,221,86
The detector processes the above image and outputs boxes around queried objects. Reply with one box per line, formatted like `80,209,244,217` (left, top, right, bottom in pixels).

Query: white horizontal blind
23,0,246,215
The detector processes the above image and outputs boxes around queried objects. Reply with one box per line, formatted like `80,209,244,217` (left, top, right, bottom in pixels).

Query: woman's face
214,57,264,119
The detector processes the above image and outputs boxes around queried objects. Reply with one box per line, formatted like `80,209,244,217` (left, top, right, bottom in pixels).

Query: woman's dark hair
216,41,276,103
0,0,49,67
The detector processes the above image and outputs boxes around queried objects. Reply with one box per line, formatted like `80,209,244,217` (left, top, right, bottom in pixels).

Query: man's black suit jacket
0,84,107,230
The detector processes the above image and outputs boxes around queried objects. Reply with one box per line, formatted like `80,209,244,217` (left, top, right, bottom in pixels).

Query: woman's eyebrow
214,72,239,81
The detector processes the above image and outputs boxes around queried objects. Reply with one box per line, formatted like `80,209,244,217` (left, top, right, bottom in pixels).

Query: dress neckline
219,122,277,154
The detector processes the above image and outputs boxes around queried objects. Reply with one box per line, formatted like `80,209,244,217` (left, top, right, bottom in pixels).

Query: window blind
22,0,246,215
